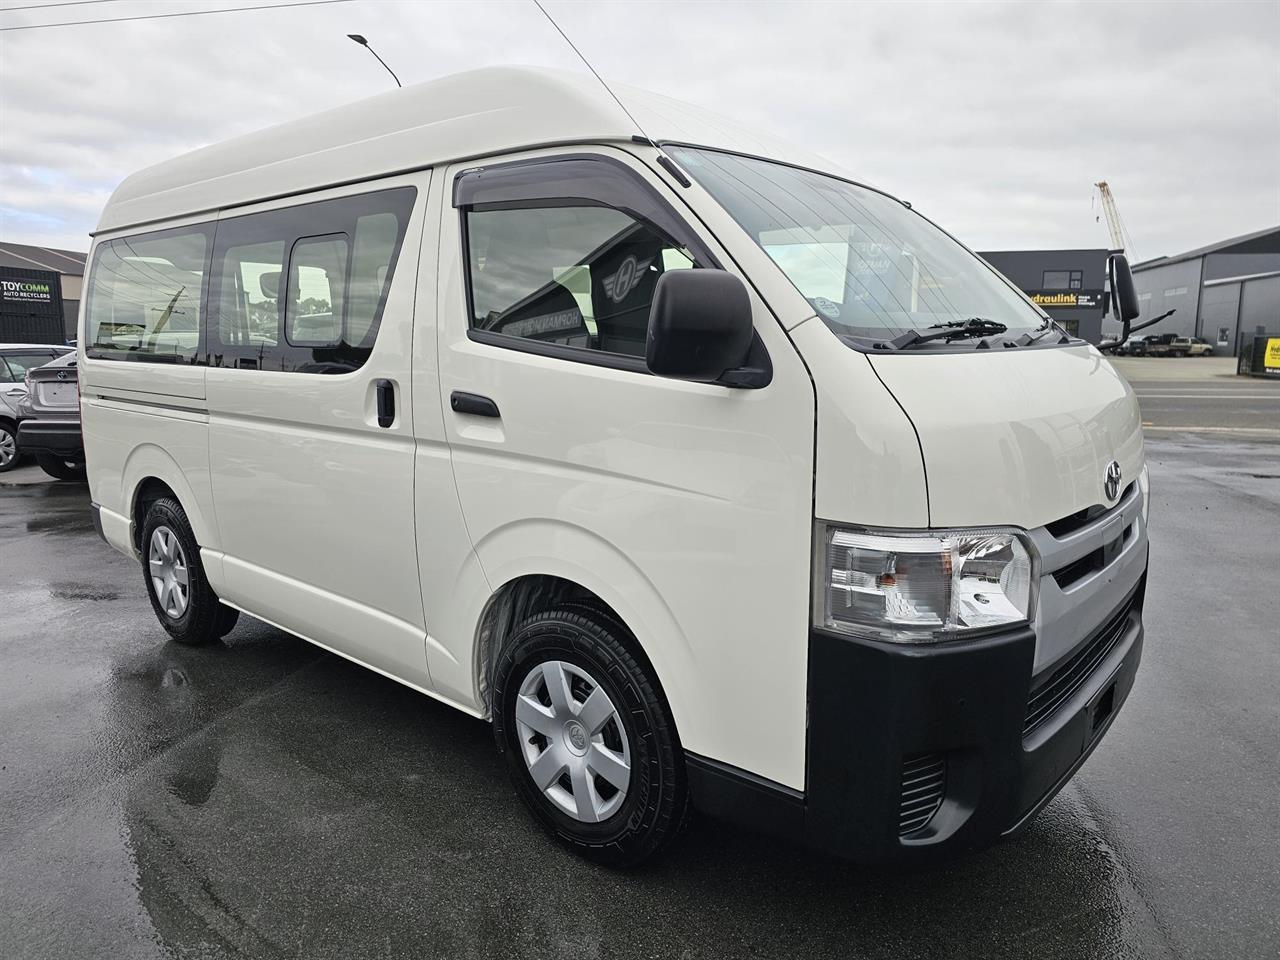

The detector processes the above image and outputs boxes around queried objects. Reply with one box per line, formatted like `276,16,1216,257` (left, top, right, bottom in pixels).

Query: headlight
817,525,1036,643
1138,463,1150,523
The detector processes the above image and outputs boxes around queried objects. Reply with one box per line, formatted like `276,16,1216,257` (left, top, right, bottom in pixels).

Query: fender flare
471,517,699,748
120,442,217,551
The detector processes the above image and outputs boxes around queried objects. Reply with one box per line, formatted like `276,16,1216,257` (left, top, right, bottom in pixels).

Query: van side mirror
1107,253,1141,338
646,270,754,383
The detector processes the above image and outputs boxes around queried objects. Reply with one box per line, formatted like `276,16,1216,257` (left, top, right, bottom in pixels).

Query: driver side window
465,204,694,359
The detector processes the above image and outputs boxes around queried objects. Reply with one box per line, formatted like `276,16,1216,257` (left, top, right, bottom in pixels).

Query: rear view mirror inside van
646,270,753,383
259,271,280,299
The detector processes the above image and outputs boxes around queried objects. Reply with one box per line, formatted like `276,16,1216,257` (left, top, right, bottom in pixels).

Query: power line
0,0,352,31
0,0,124,12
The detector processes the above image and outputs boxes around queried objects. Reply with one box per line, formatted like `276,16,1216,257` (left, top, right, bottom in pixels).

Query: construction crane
1093,180,1171,352
1093,181,1137,259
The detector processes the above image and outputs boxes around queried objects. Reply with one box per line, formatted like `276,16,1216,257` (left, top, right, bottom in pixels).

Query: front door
433,149,816,789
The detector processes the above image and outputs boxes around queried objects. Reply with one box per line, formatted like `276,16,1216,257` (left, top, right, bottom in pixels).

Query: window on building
466,204,695,359
1163,286,1188,297
86,226,211,362
1043,269,1083,290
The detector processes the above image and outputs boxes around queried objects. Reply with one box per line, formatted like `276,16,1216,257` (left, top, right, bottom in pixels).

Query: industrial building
979,248,1108,343
1125,226,1280,356
0,242,86,344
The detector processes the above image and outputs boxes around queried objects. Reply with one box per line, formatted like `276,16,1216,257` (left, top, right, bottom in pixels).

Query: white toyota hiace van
81,67,1150,867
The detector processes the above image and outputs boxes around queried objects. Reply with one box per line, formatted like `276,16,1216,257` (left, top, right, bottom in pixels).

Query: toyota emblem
1104,460,1122,501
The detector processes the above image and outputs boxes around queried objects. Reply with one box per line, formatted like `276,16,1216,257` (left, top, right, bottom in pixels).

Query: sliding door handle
376,379,395,428
450,391,500,418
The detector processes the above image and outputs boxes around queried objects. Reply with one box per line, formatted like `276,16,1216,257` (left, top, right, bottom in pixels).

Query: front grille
1024,593,1136,736
898,753,946,835
1051,523,1131,589
1045,482,1136,539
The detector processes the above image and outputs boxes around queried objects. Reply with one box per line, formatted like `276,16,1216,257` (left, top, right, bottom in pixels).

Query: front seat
589,234,666,358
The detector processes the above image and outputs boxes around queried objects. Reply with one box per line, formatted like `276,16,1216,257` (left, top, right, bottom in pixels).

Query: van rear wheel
492,606,689,867
140,496,239,645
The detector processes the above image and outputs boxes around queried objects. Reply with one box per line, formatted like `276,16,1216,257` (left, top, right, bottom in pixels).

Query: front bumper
688,572,1146,865
17,418,83,460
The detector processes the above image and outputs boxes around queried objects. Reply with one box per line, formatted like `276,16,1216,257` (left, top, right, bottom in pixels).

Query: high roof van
81,67,1149,866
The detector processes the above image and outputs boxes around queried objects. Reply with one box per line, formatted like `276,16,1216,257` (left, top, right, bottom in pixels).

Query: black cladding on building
978,248,1108,344
0,242,86,345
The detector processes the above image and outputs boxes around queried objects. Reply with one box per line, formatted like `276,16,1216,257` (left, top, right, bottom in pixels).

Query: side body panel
789,318,930,529
80,216,216,559
409,169,497,712
434,148,816,789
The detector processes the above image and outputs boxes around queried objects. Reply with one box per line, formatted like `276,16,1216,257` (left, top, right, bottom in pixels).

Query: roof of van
97,66,848,235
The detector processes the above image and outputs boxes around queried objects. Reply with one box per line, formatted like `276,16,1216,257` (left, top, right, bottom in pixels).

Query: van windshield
667,147,1049,346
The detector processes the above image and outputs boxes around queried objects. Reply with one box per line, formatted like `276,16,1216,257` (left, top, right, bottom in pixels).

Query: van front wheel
492,606,689,867
140,497,239,645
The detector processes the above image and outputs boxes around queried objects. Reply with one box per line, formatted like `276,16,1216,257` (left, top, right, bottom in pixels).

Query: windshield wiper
1013,320,1070,347
881,318,1008,351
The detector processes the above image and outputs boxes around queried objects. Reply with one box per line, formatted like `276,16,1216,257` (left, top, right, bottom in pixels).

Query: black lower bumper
688,574,1146,865
16,419,83,460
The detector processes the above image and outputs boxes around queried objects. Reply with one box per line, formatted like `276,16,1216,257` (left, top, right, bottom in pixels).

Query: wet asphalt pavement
2,434,1279,960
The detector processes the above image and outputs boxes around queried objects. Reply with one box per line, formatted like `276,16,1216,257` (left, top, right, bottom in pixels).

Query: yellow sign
1266,337,1280,372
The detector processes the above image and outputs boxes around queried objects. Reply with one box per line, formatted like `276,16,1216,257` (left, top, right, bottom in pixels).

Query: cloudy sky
1,0,1277,259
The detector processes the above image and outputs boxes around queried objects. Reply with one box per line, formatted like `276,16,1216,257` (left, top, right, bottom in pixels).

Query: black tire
35,452,86,481
140,496,239,645
492,605,690,867
0,422,19,473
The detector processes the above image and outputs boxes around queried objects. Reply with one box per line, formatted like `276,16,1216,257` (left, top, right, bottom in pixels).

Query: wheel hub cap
563,720,588,756
515,660,632,823
148,526,190,619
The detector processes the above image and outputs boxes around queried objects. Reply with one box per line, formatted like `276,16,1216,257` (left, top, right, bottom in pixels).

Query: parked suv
0,343,73,472
17,352,85,480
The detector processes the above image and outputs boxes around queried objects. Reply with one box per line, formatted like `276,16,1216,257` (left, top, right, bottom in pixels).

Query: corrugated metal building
0,242,87,343
1125,226,1280,356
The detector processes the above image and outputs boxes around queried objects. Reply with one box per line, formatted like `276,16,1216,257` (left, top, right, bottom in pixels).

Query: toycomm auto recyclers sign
0,266,63,317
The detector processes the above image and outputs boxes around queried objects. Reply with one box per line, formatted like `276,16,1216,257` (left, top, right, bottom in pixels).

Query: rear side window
1,352,56,380
286,235,349,347
208,186,415,373
86,226,211,363
466,205,694,358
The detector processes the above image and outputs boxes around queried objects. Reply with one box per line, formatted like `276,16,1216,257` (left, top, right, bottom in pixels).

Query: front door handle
376,379,395,428
450,391,500,418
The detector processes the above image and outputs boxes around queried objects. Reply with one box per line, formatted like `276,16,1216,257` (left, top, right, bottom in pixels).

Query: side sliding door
203,175,434,688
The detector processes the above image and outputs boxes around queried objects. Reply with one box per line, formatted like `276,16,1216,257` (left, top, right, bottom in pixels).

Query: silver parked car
16,351,85,480
0,343,74,472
